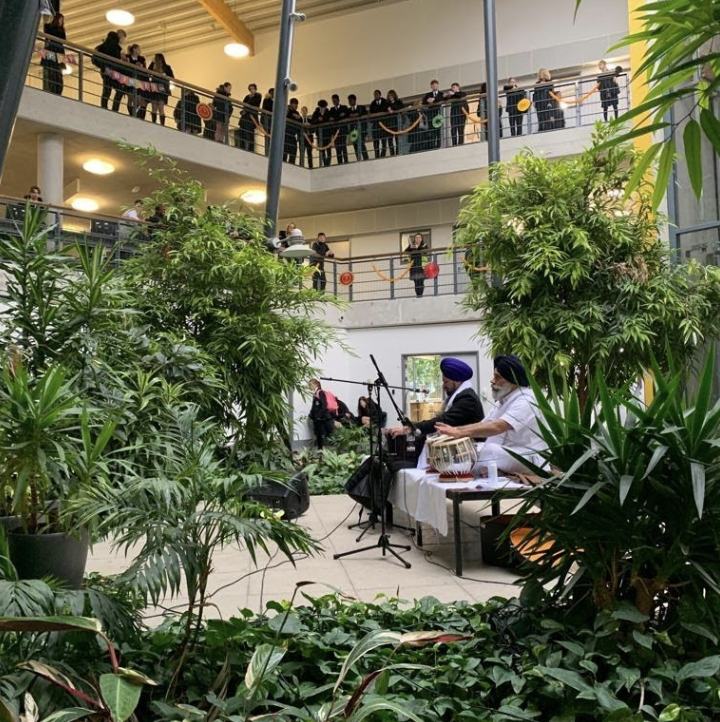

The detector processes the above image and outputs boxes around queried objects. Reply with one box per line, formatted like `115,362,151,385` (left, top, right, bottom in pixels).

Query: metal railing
28,33,629,170
0,196,481,301
0,197,143,262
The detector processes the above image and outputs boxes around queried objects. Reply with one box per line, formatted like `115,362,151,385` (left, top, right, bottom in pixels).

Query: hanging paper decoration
372,261,413,282
431,114,444,129
378,113,424,136
339,271,354,286
303,130,339,150
196,103,213,120
35,47,78,65
104,67,164,93
550,84,599,106
424,261,440,279
347,128,360,143
516,98,531,113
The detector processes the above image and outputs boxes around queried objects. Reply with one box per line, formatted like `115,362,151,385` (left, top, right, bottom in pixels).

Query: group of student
308,380,386,449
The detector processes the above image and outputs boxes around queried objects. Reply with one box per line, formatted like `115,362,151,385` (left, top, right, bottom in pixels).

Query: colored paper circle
196,103,213,120
432,114,444,128
339,271,354,286
517,98,531,113
424,262,439,279
347,128,359,143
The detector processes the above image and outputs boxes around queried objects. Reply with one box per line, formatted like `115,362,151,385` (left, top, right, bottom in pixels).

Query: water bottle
486,459,498,483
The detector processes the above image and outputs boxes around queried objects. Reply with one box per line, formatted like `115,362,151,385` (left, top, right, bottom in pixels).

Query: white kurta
476,387,545,474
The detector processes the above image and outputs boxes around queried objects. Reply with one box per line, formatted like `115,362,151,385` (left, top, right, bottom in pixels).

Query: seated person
436,354,544,475
333,398,356,428
357,396,386,428
387,357,485,466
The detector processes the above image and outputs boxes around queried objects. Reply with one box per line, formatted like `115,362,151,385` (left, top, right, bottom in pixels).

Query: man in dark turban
387,357,485,449
436,354,544,474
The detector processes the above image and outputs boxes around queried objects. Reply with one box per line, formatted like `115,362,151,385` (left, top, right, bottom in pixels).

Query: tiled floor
87,494,521,619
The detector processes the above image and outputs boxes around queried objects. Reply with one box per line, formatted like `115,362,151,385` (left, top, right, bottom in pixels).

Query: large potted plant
0,207,125,587
0,363,117,588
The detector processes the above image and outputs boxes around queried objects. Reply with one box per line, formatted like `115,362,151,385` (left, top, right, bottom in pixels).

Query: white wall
169,0,628,106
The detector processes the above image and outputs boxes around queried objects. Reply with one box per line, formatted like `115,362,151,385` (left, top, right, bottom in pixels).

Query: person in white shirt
122,199,143,220
436,354,545,474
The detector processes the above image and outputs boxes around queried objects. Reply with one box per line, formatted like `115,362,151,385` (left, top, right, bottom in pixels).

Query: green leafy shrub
456,127,720,407
510,356,720,633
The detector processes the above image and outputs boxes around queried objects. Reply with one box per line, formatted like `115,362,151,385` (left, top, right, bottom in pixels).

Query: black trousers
508,110,523,136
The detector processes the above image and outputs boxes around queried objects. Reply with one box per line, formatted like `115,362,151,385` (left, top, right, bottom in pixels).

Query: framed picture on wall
399,229,431,255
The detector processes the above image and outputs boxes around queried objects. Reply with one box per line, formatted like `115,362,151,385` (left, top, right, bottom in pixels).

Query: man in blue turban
387,357,484,441
436,354,544,474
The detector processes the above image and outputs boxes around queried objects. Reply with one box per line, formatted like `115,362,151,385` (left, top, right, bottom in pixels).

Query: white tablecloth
389,468,527,537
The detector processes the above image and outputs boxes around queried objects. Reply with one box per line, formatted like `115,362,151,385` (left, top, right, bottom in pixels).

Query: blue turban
440,357,473,382
494,354,529,387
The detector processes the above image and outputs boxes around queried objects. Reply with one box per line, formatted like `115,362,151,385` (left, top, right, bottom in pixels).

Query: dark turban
440,357,473,383
494,354,529,387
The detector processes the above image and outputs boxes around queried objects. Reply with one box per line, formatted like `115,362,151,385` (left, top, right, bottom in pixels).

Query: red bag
319,388,339,414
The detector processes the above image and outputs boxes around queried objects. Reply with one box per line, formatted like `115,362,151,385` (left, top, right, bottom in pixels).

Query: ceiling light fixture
82,159,115,175
71,197,99,212
241,189,267,204
106,9,135,26
224,43,250,58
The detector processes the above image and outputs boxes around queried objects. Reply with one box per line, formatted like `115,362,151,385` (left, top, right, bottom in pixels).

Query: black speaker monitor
245,473,310,520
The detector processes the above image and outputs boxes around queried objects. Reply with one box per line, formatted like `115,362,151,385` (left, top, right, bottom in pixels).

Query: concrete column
37,132,64,204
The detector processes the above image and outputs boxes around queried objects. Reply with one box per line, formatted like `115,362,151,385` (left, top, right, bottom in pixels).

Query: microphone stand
329,359,412,569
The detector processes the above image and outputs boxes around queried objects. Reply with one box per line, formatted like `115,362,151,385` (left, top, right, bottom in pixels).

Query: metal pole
483,0,500,174
0,1,49,182
265,0,300,239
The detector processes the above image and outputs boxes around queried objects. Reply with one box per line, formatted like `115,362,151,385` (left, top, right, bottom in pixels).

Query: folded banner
104,67,164,93
35,47,78,65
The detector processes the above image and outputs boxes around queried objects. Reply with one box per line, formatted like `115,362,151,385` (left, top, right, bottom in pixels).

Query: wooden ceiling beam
194,0,255,55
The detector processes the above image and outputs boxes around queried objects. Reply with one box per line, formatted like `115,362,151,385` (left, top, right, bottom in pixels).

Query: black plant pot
8,528,89,589
0,515,20,534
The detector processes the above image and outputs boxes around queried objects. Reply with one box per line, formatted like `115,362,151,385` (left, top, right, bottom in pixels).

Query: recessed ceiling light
83,159,115,175
71,197,99,212
224,43,250,58
241,190,266,204
106,9,135,26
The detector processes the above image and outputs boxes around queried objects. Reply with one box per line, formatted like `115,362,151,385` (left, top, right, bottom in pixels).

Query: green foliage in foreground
3,591,720,721
456,128,720,407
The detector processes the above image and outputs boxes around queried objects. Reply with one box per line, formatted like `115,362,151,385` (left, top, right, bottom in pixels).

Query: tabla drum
426,435,477,480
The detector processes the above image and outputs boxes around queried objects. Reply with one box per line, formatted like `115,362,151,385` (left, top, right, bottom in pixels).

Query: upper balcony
5,34,630,218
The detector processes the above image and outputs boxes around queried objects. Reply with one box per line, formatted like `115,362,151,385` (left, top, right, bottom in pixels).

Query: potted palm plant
0,206,123,588
0,362,117,588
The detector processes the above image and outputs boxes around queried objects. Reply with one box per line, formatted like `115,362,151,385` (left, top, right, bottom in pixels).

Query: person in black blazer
261,88,274,155
212,82,232,141
148,53,174,126
346,94,369,161
94,31,123,111
385,89,405,156
329,94,348,165
284,98,303,164
445,82,468,146
238,83,262,152
421,79,444,150
504,78,526,137
42,13,66,96
311,99,332,167
368,89,390,158
532,68,555,132
387,357,484,439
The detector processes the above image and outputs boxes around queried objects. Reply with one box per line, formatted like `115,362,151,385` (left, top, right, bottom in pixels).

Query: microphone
402,416,423,437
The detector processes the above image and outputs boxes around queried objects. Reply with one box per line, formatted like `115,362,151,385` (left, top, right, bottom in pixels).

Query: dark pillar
483,0,500,175
0,1,47,181
265,0,299,240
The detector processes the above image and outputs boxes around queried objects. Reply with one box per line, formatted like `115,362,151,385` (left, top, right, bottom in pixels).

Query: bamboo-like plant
512,355,720,631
